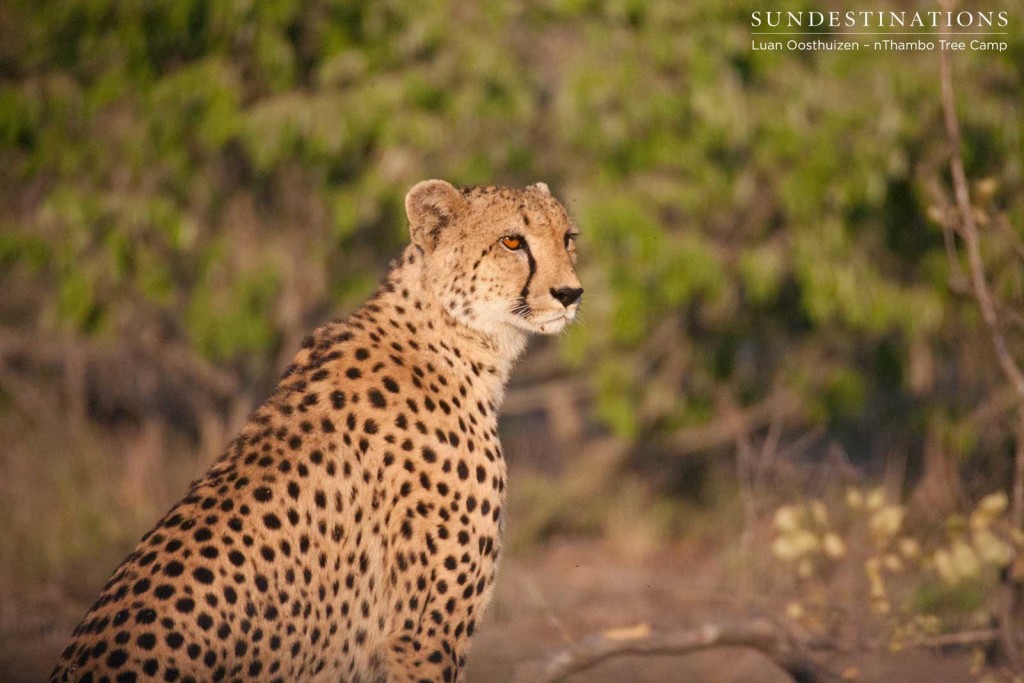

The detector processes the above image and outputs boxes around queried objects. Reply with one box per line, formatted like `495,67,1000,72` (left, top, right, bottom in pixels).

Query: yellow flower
774,505,804,533
950,540,981,580
898,537,920,559
971,491,1008,530
772,530,819,561
882,553,904,572
869,505,905,540
866,488,885,510
823,533,846,559
845,488,864,509
865,557,886,599
973,529,1013,567
785,602,805,620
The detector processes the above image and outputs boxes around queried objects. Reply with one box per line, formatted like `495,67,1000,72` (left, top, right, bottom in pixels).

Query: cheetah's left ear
406,179,467,251
532,182,551,196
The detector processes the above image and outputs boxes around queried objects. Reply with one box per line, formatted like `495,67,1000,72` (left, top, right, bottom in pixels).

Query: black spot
263,513,282,530
383,377,400,393
253,487,272,502
367,389,387,408
193,567,214,584
346,367,362,379
106,649,128,668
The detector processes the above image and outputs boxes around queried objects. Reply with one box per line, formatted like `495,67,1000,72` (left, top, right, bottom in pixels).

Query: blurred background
1,0,1023,681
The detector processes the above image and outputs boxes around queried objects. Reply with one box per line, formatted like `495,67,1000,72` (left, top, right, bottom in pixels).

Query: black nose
550,287,583,307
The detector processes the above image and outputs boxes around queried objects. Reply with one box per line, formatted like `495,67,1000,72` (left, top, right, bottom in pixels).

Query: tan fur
51,181,581,683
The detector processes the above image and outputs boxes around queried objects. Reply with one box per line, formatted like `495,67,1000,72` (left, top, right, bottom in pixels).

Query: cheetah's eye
564,232,578,249
500,235,524,251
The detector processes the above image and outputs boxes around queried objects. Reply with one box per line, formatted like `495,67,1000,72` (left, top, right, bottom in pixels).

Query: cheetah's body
52,180,582,683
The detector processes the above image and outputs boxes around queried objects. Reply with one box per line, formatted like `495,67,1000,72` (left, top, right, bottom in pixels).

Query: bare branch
512,618,843,683
938,13,1024,667
914,628,1000,649
937,31,1024,405
503,377,590,418
661,391,803,456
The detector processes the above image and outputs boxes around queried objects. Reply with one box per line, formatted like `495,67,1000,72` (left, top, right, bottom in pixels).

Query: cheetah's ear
406,179,467,251
532,182,551,196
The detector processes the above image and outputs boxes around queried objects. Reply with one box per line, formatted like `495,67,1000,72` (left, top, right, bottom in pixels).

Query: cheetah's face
406,180,582,337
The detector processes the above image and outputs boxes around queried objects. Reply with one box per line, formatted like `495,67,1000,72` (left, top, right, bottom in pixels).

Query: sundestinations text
750,10,1009,29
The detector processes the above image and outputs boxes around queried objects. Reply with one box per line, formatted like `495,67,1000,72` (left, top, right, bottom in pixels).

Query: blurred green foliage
1,0,1023,508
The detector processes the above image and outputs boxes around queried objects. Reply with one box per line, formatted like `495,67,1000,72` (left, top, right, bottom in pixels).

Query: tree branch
938,27,1024,406
511,619,842,683
661,391,804,456
938,11,1024,668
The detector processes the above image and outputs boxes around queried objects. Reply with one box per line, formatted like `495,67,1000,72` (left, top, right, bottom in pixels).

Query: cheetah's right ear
406,179,467,251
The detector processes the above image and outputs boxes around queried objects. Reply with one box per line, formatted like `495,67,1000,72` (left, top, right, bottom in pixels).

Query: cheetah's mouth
529,308,576,334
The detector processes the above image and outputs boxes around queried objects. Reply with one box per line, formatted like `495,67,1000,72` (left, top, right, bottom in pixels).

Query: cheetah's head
406,179,582,337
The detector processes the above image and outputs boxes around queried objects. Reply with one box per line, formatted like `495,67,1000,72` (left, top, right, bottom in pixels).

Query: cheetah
51,179,583,682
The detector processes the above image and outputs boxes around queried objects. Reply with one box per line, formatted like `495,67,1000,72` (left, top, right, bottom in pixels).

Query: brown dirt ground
468,540,976,682
1,539,977,683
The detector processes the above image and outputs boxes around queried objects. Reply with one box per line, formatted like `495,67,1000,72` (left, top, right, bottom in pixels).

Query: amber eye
500,235,524,250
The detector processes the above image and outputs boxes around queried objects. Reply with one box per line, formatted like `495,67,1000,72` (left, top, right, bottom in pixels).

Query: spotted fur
51,180,582,683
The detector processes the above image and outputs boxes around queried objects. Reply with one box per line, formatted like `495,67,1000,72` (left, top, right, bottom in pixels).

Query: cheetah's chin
529,311,574,335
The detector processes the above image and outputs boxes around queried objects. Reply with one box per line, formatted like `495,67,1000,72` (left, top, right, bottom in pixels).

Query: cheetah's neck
364,245,527,407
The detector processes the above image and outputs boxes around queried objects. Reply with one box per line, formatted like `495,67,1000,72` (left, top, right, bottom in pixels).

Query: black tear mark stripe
518,242,536,316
